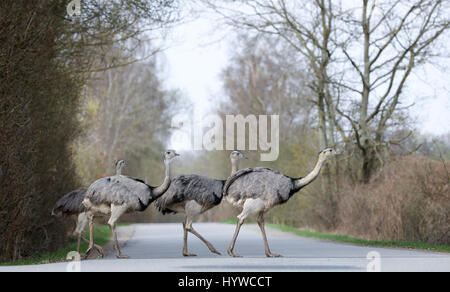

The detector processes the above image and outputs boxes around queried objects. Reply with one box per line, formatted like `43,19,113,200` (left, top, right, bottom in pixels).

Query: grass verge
0,224,113,266
222,219,450,253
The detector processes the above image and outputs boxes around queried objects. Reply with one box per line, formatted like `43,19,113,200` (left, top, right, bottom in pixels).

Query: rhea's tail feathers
154,197,178,215
52,189,87,216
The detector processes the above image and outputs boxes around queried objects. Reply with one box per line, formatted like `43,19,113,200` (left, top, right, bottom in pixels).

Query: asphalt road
1,223,449,272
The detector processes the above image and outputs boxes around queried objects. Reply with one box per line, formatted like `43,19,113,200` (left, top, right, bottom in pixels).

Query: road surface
1,223,449,272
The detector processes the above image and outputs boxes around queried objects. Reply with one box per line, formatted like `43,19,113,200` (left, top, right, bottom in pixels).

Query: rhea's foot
227,249,242,258
210,248,221,255
266,252,282,258
94,245,104,258
83,247,102,260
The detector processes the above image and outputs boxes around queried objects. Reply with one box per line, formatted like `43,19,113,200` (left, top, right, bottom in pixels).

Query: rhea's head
318,148,336,160
230,150,247,161
163,149,180,163
114,159,127,174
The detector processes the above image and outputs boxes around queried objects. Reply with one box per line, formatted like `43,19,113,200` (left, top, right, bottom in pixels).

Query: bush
0,1,80,262
336,156,449,245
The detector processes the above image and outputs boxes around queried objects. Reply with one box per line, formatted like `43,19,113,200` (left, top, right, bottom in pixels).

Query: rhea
51,159,127,256
82,150,179,258
223,148,336,257
155,150,247,256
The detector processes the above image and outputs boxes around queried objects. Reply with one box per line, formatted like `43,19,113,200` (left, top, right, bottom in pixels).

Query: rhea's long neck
152,160,171,198
230,158,239,175
116,166,123,175
293,157,326,191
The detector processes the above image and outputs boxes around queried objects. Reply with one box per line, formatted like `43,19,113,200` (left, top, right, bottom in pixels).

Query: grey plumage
50,159,129,257
224,148,336,257
84,151,176,213
154,150,247,256
52,189,87,216
83,150,179,258
155,175,224,214
223,167,302,206
51,188,103,256
155,150,246,216
85,176,155,212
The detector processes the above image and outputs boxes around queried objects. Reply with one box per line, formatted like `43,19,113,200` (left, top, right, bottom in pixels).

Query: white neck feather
230,159,239,175
294,156,326,190
152,159,171,197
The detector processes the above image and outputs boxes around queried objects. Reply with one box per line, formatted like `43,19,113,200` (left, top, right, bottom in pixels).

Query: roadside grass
0,224,121,266
222,219,450,253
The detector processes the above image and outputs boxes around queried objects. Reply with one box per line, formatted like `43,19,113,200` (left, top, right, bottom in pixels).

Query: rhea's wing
86,176,152,209
222,167,275,196
154,175,189,214
154,175,225,214
182,175,224,207
223,167,294,204
123,175,146,184
52,189,87,216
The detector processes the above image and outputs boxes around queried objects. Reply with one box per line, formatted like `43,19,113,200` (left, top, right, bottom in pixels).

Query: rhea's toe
228,250,242,258
212,249,222,255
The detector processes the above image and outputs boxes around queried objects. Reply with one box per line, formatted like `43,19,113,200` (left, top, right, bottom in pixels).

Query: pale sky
162,7,450,151
163,13,230,119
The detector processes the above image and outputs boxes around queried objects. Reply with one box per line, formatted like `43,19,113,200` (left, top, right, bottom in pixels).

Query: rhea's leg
110,223,127,259
184,201,221,255
227,217,244,257
81,236,103,257
185,217,221,255
82,212,95,259
108,204,129,259
75,212,103,257
88,214,94,250
188,226,221,255
228,198,266,257
182,218,196,257
76,233,82,254
71,215,83,254
257,211,281,257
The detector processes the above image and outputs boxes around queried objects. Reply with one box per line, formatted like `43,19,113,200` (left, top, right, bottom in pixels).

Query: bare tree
219,33,313,141
205,0,335,148
62,0,181,74
203,0,449,182
333,0,449,181
75,53,182,185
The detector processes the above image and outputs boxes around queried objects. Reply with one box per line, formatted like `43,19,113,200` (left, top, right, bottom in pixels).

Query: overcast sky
162,7,449,151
